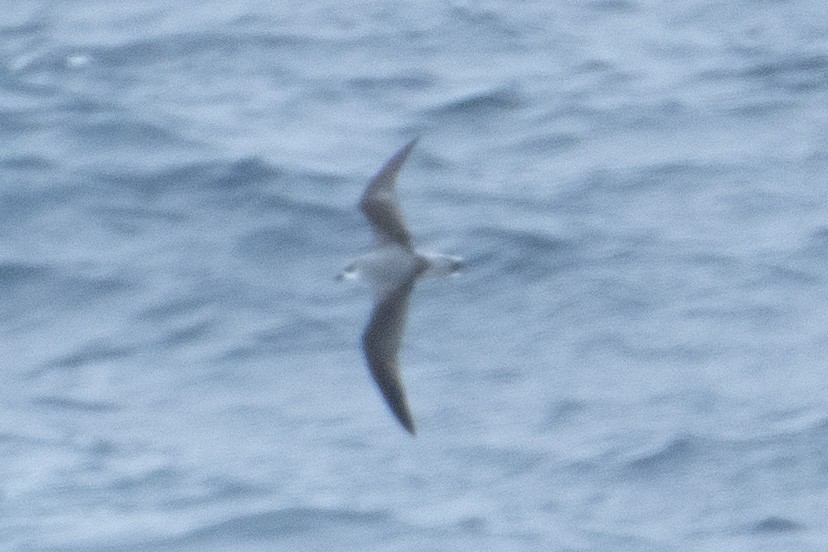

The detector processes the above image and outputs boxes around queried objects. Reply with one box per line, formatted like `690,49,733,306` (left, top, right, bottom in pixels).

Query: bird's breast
358,246,422,297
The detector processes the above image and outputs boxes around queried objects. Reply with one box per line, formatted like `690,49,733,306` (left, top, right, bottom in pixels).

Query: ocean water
1,0,827,550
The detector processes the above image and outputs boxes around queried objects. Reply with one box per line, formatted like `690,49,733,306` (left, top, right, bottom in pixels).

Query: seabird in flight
339,138,463,435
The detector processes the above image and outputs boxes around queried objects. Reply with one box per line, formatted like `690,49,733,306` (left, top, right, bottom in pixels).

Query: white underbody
341,244,461,298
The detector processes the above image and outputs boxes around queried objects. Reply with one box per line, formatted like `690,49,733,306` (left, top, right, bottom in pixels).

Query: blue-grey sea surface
2,0,827,550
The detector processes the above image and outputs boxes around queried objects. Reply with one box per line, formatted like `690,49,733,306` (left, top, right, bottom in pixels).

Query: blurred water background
1,0,827,550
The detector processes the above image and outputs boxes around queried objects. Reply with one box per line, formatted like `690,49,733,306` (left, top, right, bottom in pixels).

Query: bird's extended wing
359,138,418,249
361,267,424,435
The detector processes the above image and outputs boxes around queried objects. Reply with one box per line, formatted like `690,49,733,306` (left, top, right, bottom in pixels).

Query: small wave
163,476,266,509
74,119,190,150
803,226,828,257
744,54,828,92
46,340,138,370
234,224,315,259
426,85,523,118
562,161,725,208
777,226,828,282
233,200,347,258
543,398,587,427
59,95,119,116
31,396,120,413
0,18,46,39
0,154,53,170
448,444,545,479
212,157,283,189
0,188,73,228
585,0,639,13
681,302,783,324
624,161,727,193
159,320,214,348
623,435,699,475
96,157,284,199
0,109,40,138
750,515,802,534
1,262,133,330
96,162,204,197
348,72,435,93
474,226,572,256
58,272,135,306
108,466,182,494
727,98,796,118
701,53,828,93
249,315,340,354
136,295,211,322
765,415,828,446
88,31,310,69
183,507,392,541
0,261,51,285
469,226,576,281
512,131,581,155
90,204,188,236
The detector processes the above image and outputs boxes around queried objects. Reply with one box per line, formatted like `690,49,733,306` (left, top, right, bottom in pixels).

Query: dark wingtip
385,137,418,171
385,393,417,436
392,137,419,167
399,414,417,436
404,136,419,150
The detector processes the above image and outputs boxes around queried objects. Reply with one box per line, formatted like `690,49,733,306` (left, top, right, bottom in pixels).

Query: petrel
339,139,463,435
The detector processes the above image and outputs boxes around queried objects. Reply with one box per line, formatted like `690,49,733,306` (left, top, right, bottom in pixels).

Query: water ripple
183,507,394,542
749,515,803,534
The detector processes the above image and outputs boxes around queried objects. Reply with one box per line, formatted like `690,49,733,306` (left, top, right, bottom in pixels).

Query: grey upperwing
359,138,419,249
361,265,425,435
